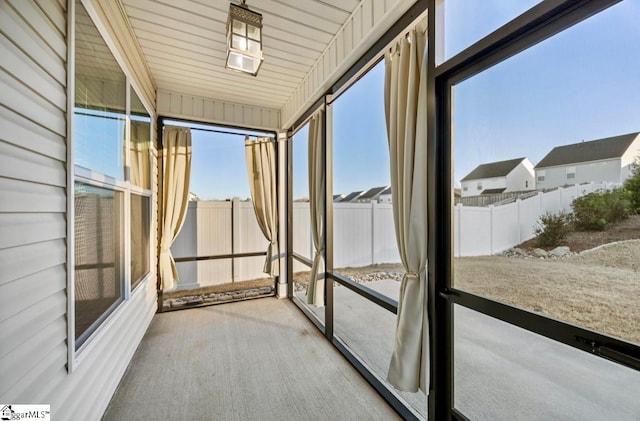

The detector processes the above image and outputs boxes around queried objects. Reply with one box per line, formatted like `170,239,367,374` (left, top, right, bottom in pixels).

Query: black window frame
428,0,640,419
285,1,640,420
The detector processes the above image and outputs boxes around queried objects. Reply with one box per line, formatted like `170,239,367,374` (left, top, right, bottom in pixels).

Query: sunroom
2,0,640,420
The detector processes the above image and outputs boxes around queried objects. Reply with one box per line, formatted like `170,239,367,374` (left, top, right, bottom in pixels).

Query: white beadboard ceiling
121,0,361,111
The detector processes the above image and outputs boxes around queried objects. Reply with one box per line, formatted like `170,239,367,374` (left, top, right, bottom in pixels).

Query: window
73,0,153,349
291,122,320,318
130,88,151,190
525,180,529,188
450,0,640,417
331,61,425,417
130,194,150,291
438,0,542,63
476,182,482,190
463,186,468,191
167,122,274,298
74,183,124,344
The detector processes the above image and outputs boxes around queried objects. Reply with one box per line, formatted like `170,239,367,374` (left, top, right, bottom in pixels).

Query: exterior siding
156,90,280,131
620,136,640,180
1,1,157,420
506,160,535,192
280,0,419,128
535,158,621,190
461,177,506,197
1,0,69,410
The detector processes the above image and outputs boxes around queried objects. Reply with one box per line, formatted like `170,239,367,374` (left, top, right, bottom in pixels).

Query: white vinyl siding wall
460,177,506,197
1,0,69,407
1,1,157,420
280,0,418,128
535,158,622,190
157,90,280,131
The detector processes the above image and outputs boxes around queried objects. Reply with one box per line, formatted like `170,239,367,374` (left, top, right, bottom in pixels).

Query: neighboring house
333,193,345,202
535,132,640,189
355,186,389,203
338,190,364,202
378,186,392,204
188,191,200,201
460,158,535,197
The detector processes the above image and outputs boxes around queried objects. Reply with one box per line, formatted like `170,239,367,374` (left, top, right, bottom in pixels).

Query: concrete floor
103,297,400,421
308,279,640,420
300,280,640,421
105,281,640,420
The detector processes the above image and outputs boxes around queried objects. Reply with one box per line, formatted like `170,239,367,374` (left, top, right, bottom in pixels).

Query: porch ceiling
120,0,361,111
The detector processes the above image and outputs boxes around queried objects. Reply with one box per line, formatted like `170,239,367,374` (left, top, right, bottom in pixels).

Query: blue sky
452,0,640,185
173,123,271,200
185,0,640,200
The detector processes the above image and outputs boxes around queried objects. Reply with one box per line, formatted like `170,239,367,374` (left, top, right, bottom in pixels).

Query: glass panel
333,281,427,418
130,193,150,290
332,61,401,300
227,52,259,74
232,19,246,35
247,24,260,40
232,34,247,51
331,59,424,414
452,0,640,345
247,39,260,56
454,305,640,419
74,1,126,179
74,182,123,345
439,0,541,63
162,122,273,307
292,124,316,305
130,88,151,189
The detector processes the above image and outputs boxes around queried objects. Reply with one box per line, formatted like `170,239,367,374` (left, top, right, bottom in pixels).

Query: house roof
341,191,364,202
359,186,388,200
461,158,527,182
481,188,506,195
535,132,640,169
379,186,392,195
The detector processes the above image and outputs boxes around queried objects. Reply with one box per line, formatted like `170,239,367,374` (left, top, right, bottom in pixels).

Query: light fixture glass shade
226,2,263,76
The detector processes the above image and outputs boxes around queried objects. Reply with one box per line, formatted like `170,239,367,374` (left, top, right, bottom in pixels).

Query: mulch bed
517,214,640,252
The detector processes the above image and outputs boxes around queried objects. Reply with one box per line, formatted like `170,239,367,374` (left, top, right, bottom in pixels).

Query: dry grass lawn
298,240,639,345
455,240,640,344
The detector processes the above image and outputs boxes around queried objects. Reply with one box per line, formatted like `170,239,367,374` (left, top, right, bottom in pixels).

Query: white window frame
68,0,155,371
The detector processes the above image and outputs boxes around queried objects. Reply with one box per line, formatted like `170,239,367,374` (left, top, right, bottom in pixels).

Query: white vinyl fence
175,183,620,287
292,202,401,270
171,200,269,290
454,182,620,256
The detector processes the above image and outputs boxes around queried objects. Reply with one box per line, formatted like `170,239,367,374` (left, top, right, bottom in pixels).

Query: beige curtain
130,120,151,189
384,25,429,393
245,136,279,276
158,126,192,291
305,110,325,307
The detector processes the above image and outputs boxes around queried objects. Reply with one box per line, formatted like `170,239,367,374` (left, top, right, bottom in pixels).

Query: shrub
534,212,572,247
624,157,640,212
571,188,631,231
